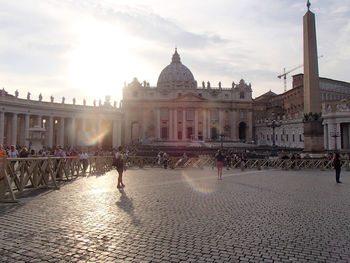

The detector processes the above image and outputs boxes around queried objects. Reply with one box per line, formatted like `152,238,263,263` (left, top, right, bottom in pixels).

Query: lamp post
219,133,226,150
330,130,340,151
267,120,281,147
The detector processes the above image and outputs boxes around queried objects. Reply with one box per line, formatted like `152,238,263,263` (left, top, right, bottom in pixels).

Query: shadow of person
116,188,141,226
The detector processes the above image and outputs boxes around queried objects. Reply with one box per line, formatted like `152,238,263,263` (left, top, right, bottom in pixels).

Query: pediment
172,93,207,102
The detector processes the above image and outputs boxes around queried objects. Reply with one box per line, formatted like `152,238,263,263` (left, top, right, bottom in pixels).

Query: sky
0,0,349,105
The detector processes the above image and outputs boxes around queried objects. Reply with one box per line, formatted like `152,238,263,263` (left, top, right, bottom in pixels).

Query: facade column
24,115,30,148
203,109,207,140
182,109,186,141
173,109,178,140
218,109,222,135
112,120,118,148
194,109,198,140
231,111,237,140
208,109,211,139
0,112,4,145
59,117,65,147
323,123,328,150
248,111,253,141
37,115,42,128
47,116,54,148
336,123,341,150
11,113,18,146
169,109,173,140
156,109,160,140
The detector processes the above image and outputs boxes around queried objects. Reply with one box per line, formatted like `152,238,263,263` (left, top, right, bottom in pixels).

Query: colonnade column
70,118,76,148
112,120,118,148
0,112,4,145
97,119,102,147
169,109,173,140
182,109,186,141
25,115,30,148
202,109,207,140
173,110,178,140
156,109,160,140
194,109,198,140
142,110,146,140
80,119,86,147
59,117,65,147
11,113,17,146
207,109,211,139
47,116,54,148
117,120,122,147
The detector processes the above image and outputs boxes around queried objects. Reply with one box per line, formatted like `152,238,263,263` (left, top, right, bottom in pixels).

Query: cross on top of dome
171,48,181,64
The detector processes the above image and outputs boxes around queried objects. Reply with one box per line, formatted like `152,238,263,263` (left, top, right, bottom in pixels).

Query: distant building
254,74,350,149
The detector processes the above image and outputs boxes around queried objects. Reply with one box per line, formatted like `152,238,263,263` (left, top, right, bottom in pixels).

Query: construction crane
278,55,323,92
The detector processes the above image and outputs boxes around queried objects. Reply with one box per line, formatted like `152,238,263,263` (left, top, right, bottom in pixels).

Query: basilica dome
157,49,197,89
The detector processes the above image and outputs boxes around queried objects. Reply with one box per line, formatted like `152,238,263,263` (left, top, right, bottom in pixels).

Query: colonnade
0,111,122,149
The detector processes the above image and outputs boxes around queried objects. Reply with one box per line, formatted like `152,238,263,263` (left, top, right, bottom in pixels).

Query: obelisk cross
307,0,311,11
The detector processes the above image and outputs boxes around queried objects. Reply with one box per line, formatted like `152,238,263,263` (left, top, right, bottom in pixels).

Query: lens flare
181,170,217,194
80,128,110,146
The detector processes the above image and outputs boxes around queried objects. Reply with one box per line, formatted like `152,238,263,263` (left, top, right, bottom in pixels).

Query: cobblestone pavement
1,167,350,263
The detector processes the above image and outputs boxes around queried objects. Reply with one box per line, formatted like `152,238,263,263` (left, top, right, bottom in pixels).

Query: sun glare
67,19,138,101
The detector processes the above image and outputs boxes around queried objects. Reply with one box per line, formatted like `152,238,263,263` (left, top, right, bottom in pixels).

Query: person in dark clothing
215,149,225,180
333,153,342,183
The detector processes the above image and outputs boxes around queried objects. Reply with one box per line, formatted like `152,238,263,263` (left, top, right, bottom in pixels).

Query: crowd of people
1,143,345,185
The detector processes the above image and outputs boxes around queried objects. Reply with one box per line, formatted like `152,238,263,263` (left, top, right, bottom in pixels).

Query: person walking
333,153,342,183
114,146,125,188
215,149,225,180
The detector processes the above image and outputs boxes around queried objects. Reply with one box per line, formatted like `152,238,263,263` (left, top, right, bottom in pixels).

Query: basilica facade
122,49,254,144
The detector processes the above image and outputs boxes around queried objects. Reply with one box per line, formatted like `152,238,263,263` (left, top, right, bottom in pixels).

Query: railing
125,155,348,171
2,155,346,203
0,156,114,203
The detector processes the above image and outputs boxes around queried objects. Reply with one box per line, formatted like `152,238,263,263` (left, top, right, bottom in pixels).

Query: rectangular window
240,92,245,99
299,134,303,142
210,109,218,120
293,134,295,142
186,110,194,120
161,109,169,120
240,111,245,119
286,134,289,142
267,135,270,141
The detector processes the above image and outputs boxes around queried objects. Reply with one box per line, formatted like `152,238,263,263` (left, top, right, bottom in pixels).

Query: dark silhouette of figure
333,153,342,183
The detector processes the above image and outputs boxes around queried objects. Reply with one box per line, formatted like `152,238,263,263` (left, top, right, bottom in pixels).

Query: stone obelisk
303,0,323,152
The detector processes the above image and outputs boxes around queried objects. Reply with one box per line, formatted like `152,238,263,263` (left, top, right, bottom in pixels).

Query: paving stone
0,168,350,262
